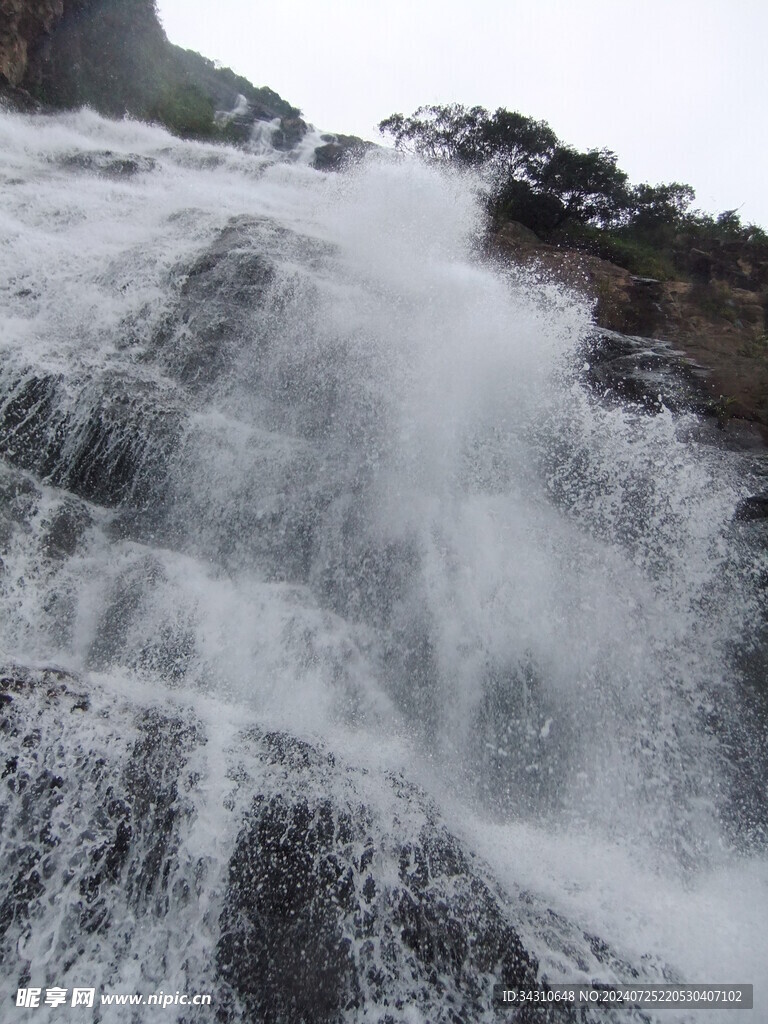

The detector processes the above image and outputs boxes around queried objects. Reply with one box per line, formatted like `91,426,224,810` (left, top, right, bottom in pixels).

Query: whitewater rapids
0,107,766,1022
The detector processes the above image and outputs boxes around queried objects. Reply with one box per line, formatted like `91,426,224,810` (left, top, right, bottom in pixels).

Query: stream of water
0,107,766,1021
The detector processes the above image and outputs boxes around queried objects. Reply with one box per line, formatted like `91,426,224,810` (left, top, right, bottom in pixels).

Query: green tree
379,101,767,266
538,146,630,229
379,103,489,163
379,104,630,234
477,109,558,180
629,182,695,230
379,104,557,182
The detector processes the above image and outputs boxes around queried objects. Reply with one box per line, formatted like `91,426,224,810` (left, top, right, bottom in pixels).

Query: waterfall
1,107,766,1022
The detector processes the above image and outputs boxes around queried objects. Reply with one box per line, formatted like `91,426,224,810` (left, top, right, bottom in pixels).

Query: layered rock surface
492,222,768,434
1,665,653,1022
0,0,69,86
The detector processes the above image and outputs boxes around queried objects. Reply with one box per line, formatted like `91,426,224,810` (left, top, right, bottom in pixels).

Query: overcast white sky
156,0,768,226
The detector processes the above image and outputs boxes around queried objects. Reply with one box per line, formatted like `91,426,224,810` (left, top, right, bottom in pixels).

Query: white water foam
1,107,766,1020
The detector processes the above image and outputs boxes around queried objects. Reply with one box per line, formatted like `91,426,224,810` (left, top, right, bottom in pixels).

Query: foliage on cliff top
380,104,768,279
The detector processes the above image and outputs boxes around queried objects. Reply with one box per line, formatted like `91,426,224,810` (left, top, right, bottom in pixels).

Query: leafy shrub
149,82,215,139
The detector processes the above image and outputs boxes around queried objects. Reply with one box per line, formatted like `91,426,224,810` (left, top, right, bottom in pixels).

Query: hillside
382,104,768,435
1,20,768,1019
0,0,301,139
492,221,768,434
2,9,766,433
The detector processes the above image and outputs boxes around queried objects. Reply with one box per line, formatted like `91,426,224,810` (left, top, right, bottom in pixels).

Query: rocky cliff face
0,0,300,139
493,222,768,433
20,0,168,115
0,0,68,86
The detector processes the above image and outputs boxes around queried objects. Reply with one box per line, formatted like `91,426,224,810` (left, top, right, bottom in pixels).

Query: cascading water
0,107,766,1022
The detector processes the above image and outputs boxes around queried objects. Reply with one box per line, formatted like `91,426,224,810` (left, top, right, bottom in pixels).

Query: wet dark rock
218,732,541,1024
734,494,768,521
0,81,41,111
0,0,65,86
0,667,650,1020
218,794,359,1023
0,462,40,554
271,116,307,152
0,370,183,510
58,150,159,177
41,498,92,559
123,709,202,905
313,134,374,172
492,222,768,431
312,142,347,171
582,330,710,414
60,377,182,508
474,661,574,816
0,668,207,988
6,0,299,144
316,527,422,628
0,667,91,946
154,218,277,390
213,99,258,144
0,373,63,476
0,663,87,703
86,553,197,680
146,217,345,580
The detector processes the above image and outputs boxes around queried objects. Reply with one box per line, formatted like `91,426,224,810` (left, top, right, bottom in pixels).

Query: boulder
217,734,540,1022
3,667,636,1021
